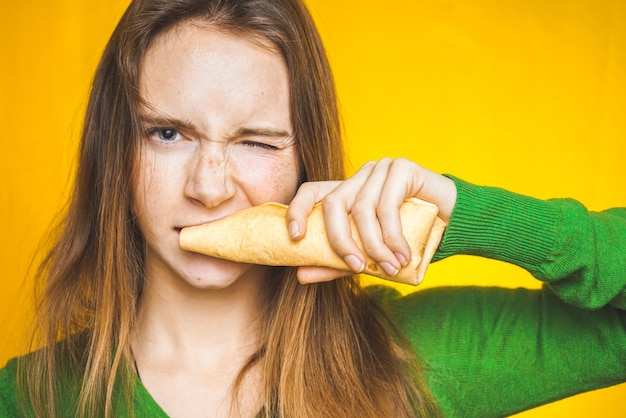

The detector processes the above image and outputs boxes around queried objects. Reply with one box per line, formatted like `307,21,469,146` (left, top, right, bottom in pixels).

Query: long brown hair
20,0,439,416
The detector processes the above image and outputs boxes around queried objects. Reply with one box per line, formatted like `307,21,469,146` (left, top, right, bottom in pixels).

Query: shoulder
0,356,22,416
0,335,91,416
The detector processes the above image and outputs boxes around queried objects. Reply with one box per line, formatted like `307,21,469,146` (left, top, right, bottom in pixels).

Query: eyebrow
234,126,293,140
139,115,293,141
139,115,199,136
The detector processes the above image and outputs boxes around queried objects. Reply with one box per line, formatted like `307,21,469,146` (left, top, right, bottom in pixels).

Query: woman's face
133,23,300,290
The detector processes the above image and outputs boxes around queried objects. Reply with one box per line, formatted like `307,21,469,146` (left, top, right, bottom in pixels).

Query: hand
287,158,457,283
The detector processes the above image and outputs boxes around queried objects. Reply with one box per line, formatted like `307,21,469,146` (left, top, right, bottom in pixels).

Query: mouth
175,209,241,237
175,220,217,235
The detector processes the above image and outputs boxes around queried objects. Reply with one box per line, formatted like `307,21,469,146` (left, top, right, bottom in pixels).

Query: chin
181,255,264,290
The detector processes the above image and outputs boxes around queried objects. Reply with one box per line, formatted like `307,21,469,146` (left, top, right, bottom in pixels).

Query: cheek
237,154,300,205
132,150,176,218
131,162,156,233
268,162,300,203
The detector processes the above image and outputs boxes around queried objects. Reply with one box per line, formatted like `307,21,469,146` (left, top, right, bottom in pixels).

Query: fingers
286,181,340,240
287,158,452,282
319,161,389,276
322,159,414,277
319,162,376,273
350,159,412,274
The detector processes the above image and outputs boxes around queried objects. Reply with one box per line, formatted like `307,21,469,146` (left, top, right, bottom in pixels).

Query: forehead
140,21,284,84
138,22,291,131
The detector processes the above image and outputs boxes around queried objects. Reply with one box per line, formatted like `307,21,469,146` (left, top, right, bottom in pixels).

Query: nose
184,145,236,208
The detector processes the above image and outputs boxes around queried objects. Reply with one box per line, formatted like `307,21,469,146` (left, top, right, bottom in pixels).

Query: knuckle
380,228,398,244
350,203,372,221
330,235,356,255
362,160,377,169
375,203,397,219
379,157,393,166
295,181,315,195
321,193,340,209
352,193,377,215
362,242,387,260
390,157,412,171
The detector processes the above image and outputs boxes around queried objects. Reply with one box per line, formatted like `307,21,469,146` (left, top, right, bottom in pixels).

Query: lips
175,207,249,235
175,218,222,233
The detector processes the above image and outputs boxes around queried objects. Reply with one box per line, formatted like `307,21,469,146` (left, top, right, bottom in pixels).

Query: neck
130,266,269,417
132,265,269,366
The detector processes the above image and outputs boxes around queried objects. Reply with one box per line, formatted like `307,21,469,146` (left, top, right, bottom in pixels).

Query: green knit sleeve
0,359,19,416
434,176,626,309
373,285,626,417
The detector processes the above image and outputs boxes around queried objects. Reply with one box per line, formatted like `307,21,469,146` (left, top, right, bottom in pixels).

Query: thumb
296,266,354,284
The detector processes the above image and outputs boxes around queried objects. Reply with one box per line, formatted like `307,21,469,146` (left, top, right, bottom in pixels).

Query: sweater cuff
433,176,559,275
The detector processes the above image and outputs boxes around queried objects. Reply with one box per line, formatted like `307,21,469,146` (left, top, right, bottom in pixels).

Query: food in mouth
179,198,445,285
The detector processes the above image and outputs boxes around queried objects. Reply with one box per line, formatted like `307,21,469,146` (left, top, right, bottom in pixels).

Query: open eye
147,128,180,142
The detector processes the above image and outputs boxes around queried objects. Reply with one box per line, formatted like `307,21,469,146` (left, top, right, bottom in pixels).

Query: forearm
434,176,626,309
380,284,626,417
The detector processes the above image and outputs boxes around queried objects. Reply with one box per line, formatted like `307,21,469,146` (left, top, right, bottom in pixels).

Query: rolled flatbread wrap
179,198,445,285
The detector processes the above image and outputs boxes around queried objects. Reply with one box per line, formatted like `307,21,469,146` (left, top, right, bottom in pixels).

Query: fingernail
344,254,365,273
379,261,399,277
288,221,300,239
395,252,409,267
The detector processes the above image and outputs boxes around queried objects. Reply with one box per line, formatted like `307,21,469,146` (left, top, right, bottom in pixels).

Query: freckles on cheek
134,152,167,211
254,159,300,204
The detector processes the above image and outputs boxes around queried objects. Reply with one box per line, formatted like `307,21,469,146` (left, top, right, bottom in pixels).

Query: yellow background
1,0,624,416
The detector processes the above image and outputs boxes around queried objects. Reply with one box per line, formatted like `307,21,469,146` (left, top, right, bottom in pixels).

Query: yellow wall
1,0,624,416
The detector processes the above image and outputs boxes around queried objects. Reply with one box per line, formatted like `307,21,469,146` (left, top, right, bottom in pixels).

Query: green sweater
1,177,625,417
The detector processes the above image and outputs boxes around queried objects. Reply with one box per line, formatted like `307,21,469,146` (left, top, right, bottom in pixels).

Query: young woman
1,0,625,417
